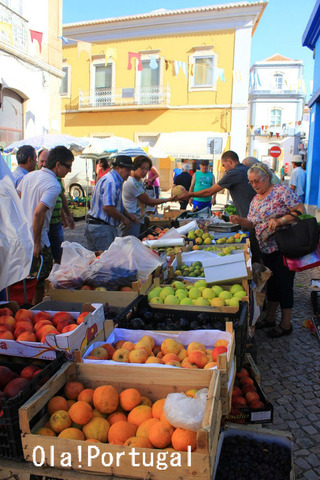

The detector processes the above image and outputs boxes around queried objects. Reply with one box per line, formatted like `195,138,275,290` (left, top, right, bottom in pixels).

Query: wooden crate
19,363,221,480
43,288,139,309
149,277,249,314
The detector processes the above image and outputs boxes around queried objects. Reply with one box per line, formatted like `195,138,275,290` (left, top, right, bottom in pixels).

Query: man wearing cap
172,163,192,209
290,155,306,203
188,160,216,210
180,151,255,217
85,155,136,251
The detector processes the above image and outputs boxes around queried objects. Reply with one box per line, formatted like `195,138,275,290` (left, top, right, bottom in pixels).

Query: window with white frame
189,47,215,92
60,65,70,96
136,52,164,105
90,59,114,106
273,73,283,90
270,108,282,127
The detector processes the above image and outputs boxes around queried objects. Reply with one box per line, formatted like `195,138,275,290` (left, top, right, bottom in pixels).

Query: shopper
172,163,192,209
188,160,215,210
290,155,306,203
229,163,304,338
122,156,176,236
242,156,281,185
12,145,37,188
85,155,136,251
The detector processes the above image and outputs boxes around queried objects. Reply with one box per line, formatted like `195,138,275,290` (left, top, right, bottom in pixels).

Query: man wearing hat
85,155,136,251
290,155,306,203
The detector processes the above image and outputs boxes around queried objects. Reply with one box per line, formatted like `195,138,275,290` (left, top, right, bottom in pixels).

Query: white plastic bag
85,235,163,286
163,388,208,431
60,241,96,269
0,156,34,291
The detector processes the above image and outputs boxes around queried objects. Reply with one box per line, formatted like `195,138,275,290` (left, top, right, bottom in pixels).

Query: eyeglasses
62,163,72,170
248,177,264,186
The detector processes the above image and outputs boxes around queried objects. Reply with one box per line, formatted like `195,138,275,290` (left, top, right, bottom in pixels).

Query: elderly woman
122,156,175,237
230,163,304,338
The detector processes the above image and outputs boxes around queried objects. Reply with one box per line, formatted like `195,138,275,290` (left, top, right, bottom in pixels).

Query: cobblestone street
64,219,320,479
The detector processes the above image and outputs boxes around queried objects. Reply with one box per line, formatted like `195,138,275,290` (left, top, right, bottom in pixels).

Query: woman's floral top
247,184,301,254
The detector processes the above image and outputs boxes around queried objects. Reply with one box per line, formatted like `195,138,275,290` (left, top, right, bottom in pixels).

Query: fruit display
142,227,170,241
148,281,247,308
150,246,183,257
187,229,214,245
84,332,231,370
174,261,205,278
0,307,88,343
215,233,247,244
0,364,44,411
198,245,244,256
35,380,202,452
215,432,292,480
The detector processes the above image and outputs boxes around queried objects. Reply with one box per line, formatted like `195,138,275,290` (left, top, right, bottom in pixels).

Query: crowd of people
1,144,308,329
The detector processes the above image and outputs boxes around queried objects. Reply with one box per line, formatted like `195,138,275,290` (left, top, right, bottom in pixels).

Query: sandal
267,325,293,338
255,318,276,329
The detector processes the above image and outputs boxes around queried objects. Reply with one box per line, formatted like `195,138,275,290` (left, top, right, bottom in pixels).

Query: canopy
3,134,90,154
82,136,147,157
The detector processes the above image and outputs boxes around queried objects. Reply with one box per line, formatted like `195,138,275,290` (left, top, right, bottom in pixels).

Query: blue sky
63,0,316,97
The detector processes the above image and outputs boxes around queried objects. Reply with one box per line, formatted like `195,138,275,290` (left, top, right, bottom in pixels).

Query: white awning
154,131,228,160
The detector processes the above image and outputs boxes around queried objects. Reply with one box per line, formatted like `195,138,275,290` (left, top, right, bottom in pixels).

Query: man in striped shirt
85,155,136,251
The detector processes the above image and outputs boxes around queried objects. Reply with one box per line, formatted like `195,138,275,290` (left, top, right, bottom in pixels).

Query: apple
188,350,208,368
112,348,130,362
128,348,148,363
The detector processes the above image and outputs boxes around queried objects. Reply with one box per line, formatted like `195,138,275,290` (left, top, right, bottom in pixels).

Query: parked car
63,156,97,198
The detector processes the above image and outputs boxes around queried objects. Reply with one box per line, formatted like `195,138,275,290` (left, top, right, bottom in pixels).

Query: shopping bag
283,242,320,272
275,212,319,259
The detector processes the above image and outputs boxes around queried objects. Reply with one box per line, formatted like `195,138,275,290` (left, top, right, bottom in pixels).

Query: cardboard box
43,288,139,309
204,253,248,283
0,301,104,360
213,426,294,480
19,362,221,480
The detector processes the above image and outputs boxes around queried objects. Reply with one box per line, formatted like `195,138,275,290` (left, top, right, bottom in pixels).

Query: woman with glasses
121,156,175,237
230,163,304,338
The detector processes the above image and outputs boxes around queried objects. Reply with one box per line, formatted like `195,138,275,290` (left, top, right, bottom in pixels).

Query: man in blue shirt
85,155,136,251
12,145,37,188
290,155,306,203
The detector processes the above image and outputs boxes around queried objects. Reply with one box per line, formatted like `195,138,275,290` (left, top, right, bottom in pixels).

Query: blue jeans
192,200,212,211
48,222,64,263
85,223,120,251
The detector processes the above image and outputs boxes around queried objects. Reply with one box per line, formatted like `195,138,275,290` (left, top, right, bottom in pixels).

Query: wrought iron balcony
76,86,171,110
249,86,305,96
0,2,28,51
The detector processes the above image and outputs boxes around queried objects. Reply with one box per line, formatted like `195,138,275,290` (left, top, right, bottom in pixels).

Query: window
60,66,70,96
273,74,283,90
270,108,282,127
194,56,214,87
91,63,113,106
95,64,112,90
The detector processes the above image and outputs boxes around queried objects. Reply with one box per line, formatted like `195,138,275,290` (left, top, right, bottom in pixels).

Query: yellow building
61,2,266,188
0,0,63,167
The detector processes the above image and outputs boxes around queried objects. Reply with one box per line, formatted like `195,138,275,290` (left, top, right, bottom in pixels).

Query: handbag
283,241,320,271
275,211,319,259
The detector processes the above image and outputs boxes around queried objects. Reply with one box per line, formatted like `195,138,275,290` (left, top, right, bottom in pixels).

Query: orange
119,388,142,411
64,381,85,400
124,436,152,448
214,339,229,348
78,388,94,405
92,409,107,419
148,421,172,449
136,418,159,438
49,410,72,433
93,385,119,414
151,398,166,419
35,427,56,437
82,417,110,442
58,428,85,440
127,405,152,426
171,428,197,451
68,401,93,425
107,411,127,425
108,420,137,445
47,396,68,415
140,396,153,407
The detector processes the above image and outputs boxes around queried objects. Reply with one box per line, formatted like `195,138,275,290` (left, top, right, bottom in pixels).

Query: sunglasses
61,163,72,169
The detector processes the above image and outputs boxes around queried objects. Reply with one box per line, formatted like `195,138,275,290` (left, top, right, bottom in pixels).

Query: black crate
116,295,248,370
0,353,65,460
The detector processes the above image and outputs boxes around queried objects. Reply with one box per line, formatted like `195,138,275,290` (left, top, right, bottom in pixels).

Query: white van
63,156,97,198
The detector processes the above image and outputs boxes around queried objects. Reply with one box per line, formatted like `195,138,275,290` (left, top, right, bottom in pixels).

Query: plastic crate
116,295,248,370
0,353,65,460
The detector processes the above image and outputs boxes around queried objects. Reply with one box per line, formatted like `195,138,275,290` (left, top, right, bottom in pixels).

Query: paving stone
304,469,320,480
295,448,311,456
287,420,301,429
302,425,319,435
306,413,319,423
295,457,312,470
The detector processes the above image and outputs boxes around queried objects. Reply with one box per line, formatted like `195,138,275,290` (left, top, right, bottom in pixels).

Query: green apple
233,290,247,299
159,286,175,300
202,288,215,300
212,285,223,295
228,297,240,307
230,284,243,294
175,289,188,299
180,297,194,305
148,287,162,301
194,279,207,288
188,287,201,300
171,281,185,290
219,290,232,300
149,297,163,305
198,286,206,293
164,295,180,305
194,297,210,306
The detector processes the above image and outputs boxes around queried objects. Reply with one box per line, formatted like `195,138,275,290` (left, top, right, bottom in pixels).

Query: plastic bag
283,241,320,272
48,263,84,289
83,260,138,290
60,241,96,269
85,236,162,285
0,156,34,291
163,388,208,431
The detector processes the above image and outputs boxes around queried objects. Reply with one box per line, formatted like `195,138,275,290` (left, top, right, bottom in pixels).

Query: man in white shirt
11,145,37,188
18,146,74,303
290,155,306,202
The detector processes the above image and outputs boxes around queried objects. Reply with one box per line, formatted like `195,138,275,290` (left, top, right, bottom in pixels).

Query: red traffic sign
269,146,281,158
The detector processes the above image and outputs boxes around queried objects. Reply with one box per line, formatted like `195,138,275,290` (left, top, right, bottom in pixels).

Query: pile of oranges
36,381,198,451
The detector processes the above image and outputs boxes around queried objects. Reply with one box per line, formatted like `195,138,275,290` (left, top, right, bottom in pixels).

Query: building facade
61,2,266,185
247,54,306,177
0,0,63,167
303,0,320,212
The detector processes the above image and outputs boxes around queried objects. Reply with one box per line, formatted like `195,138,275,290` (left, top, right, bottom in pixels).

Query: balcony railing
0,2,28,51
249,87,304,96
76,86,171,110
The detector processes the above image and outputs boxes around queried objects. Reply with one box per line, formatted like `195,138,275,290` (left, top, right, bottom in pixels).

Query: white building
0,0,63,167
247,54,307,175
